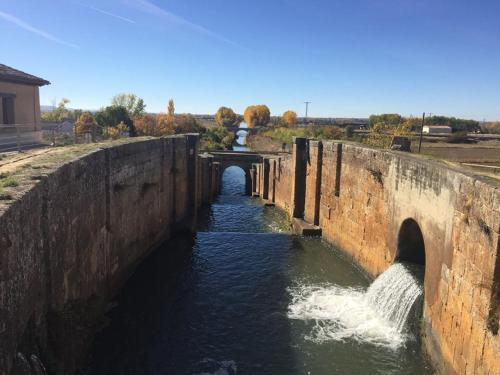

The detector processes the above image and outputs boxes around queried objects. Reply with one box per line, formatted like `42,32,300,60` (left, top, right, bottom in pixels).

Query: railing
0,123,46,153
0,122,126,153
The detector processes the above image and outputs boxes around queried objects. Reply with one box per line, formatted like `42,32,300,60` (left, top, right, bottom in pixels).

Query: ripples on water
86,163,433,375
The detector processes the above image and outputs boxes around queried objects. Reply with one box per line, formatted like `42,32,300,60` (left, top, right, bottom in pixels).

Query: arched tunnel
396,218,426,267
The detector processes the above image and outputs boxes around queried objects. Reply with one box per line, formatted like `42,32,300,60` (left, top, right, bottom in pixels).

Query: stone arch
396,218,426,266
219,162,253,195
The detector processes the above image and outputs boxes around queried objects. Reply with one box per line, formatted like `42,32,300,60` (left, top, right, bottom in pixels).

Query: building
0,64,50,130
422,125,452,134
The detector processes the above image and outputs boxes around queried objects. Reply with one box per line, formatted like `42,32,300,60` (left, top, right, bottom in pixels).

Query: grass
0,188,13,200
0,175,20,188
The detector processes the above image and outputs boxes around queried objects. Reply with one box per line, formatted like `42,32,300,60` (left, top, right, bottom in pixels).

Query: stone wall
253,138,500,375
0,135,219,374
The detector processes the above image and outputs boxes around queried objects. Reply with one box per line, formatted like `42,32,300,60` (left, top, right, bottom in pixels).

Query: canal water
86,128,433,374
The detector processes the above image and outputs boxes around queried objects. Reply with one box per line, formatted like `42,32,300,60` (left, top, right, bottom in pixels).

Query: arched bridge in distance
201,150,283,195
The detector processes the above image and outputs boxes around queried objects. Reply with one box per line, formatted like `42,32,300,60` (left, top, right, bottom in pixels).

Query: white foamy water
288,263,423,349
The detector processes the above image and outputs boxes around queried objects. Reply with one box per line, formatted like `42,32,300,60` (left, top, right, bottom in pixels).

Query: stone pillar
245,169,252,196
251,164,258,196
291,137,307,219
185,134,199,230
199,155,214,205
262,158,270,200
211,162,220,198
304,140,323,226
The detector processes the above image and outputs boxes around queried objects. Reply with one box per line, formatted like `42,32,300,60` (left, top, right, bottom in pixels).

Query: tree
167,99,175,129
282,110,297,128
111,93,146,118
243,105,271,128
345,125,355,138
41,98,71,122
175,114,203,134
95,106,135,135
75,112,99,137
369,114,402,128
215,107,239,127
134,114,173,137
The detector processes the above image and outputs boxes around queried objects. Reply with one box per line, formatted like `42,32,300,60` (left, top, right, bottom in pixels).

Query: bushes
200,127,234,151
261,125,344,144
95,106,135,135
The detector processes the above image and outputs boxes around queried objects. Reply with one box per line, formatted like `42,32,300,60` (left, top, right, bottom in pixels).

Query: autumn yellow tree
167,99,175,132
215,107,238,127
282,110,297,127
75,112,99,136
175,114,202,134
243,105,271,128
134,115,160,136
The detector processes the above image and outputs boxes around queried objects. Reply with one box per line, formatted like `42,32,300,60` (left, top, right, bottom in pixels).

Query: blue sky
1,0,499,120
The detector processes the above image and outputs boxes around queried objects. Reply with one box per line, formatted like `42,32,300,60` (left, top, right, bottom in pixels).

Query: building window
1,96,15,125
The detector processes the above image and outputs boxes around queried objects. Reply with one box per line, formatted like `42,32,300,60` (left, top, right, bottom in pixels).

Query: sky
1,0,499,120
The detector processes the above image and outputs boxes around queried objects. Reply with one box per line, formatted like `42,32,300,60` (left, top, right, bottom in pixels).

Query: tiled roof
0,64,50,86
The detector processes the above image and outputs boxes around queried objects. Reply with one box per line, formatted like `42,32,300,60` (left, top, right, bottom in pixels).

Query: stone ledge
292,218,322,236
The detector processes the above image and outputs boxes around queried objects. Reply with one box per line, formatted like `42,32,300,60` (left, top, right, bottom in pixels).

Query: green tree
369,114,402,128
111,93,146,118
41,98,71,122
215,107,239,127
345,125,355,138
244,105,271,128
95,106,135,135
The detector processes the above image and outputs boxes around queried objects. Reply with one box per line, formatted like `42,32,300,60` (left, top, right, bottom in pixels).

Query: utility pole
304,101,311,124
418,112,426,153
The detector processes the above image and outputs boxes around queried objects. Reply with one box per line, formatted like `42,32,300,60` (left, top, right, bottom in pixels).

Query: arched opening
221,166,246,196
235,129,248,147
396,218,426,266
394,218,426,336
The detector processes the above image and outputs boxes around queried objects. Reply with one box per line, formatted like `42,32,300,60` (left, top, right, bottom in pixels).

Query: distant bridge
201,150,281,195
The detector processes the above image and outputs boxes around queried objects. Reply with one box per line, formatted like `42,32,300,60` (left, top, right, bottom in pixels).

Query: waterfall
365,263,423,333
288,263,423,349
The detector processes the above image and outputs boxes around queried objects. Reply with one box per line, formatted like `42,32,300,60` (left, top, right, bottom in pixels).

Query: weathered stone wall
272,155,294,215
253,138,499,375
0,135,219,374
304,141,322,226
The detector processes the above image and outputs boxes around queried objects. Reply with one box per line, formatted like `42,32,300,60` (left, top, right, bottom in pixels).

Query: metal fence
0,122,126,153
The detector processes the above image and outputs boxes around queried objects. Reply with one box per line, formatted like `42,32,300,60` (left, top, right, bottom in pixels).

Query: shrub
0,175,19,188
345,125,355,138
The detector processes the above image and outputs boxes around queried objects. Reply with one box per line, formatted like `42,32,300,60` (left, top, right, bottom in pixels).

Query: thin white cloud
125,0,242,48
0,11,79,49
79,3,136,24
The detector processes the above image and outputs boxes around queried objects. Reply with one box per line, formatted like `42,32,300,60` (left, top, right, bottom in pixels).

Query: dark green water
86,165,434,375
